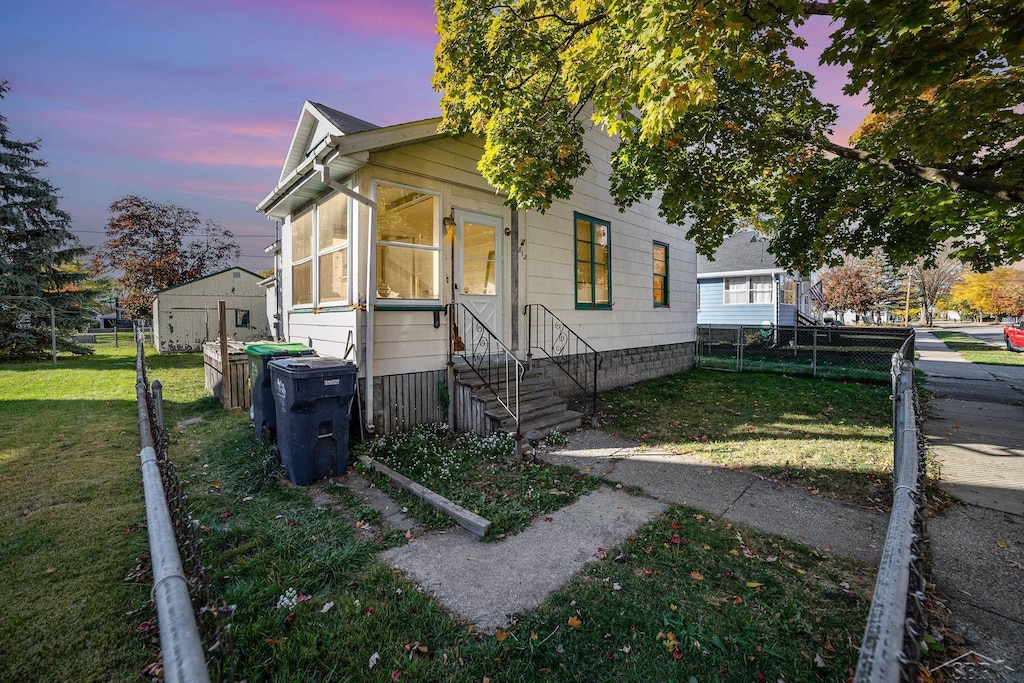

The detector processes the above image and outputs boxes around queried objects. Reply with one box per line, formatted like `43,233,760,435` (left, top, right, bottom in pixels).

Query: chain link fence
854,336,928,682
137,334,236,681
696,324,914,382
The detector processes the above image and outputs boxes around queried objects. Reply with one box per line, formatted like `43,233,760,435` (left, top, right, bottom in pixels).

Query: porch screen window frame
290,208,314,307
574,212,612,310
316,190,350,306
374,181,441,306
653,241,669,308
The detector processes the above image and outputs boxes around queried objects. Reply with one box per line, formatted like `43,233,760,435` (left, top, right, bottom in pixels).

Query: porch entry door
454,209,503,338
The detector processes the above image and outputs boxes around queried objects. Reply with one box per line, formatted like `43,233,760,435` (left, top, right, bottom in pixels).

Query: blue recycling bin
245,342,316,442
269,356,357,486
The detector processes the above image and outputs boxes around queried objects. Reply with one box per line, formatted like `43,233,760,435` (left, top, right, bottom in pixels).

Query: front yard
1,348,914,681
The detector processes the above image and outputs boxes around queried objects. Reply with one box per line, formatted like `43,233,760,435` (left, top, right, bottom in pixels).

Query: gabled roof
696,230,790,277
310,102,378,135
259,100,442,219
153,267,263,296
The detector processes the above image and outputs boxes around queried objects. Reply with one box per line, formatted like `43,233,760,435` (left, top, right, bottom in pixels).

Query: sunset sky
1,1,865,273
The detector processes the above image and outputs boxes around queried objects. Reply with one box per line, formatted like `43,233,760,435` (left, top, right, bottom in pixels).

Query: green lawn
929,329,1024,366
2,351,897,681
0,344,207,682
600,370,902,509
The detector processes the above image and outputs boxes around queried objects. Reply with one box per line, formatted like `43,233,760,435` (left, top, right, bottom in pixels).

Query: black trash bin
246,342,316,442
269,356,357,486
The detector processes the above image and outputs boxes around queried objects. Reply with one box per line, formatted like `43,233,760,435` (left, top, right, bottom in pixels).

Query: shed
152,267,268,353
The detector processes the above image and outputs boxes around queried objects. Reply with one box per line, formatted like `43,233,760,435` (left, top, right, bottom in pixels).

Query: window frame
723,275,775,305
573,212,613,310
316,190,351,306
373,180,442,307
290,207,314,308
653,241,669,308
235,309,251,327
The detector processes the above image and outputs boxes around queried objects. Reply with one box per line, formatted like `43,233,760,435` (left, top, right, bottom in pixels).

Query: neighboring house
257,101,697,437
152,267,268,353
696,231,813,327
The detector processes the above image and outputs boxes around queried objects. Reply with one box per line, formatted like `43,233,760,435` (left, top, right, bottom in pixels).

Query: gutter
315,161,378,434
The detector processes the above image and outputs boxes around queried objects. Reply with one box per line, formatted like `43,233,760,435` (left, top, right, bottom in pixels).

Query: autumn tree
949,268,1024,319
0,81,95,360
91,196,240,319
820,265,874,320
911,247,965,325
433,0,1024,272
853,251,904,323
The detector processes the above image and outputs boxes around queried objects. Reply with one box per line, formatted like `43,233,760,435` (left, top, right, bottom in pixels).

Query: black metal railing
447,303,524,437
524,304,602,419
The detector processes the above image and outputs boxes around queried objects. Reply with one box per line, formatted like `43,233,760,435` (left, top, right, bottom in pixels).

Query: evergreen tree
0,81,94,360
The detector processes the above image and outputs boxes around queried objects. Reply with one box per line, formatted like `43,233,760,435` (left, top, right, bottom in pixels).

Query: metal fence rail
696,325,914,382
135,336,212,683
854,334,927,682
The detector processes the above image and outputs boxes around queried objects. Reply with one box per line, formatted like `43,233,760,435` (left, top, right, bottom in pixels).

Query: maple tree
433,0,1023,271
819,264,874,319
0,81,95,360
91,195,239,319
946,268,1024,319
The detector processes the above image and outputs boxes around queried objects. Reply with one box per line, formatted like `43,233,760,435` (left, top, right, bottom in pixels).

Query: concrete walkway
914,328,1024,679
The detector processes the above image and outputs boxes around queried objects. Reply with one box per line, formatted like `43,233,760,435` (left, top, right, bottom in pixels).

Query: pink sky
1,2,868,272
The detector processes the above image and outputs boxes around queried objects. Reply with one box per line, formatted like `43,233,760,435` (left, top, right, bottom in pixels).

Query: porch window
291,209,313,306
575,213,612,309
780,278,797,306
376,183,439,302
317,191,348,304
653,241,669,307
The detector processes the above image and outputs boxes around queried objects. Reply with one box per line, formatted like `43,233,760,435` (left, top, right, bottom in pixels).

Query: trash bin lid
245,342,315,357
268,356,356,376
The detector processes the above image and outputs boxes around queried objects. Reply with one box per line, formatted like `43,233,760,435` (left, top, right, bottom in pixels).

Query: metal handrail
524,304,602,419
447,303,524,439
855,331,925,683
136,336,211,683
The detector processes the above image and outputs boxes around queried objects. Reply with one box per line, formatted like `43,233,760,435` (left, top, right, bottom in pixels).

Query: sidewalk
914,329,1024,678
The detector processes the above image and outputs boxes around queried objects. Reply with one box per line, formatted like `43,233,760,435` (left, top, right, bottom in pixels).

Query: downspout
315,162,378,433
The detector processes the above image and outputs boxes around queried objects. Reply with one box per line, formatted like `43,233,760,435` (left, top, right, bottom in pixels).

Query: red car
1005,319,1024,352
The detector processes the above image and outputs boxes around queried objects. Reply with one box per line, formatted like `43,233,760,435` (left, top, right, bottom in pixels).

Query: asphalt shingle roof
309,102,378,135
696,230,782,275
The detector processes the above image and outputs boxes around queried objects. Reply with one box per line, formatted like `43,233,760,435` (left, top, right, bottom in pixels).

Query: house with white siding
696,231,813,328
257,101,697,439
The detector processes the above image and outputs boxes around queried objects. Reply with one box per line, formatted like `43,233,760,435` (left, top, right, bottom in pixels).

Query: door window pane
462,222,496,295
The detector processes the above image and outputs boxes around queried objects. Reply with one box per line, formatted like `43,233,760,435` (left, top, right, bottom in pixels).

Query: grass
1,350,898,681
599,369,900,509
177,413,876,682
0,343,205,682
356,424,601,538
929,329,1024,366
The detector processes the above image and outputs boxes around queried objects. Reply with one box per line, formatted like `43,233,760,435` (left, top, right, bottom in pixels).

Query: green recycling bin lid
245,342,315,357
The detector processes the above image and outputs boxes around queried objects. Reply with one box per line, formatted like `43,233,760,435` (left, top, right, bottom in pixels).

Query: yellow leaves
690,571,705,581
495,628,509,642
997,540,1009,548
568,613,584,629
746,582,763,588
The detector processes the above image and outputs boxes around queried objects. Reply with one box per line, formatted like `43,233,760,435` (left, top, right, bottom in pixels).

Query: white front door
455,209,503,338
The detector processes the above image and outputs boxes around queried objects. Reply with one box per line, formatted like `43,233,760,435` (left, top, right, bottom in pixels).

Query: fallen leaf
814,654,827,668
997,541,1009,548
671,536,682,544
695,514,705,521
620,644,631,654
733,596,743,605
703,544,711,551
321,602,334,613
286,519,297,526
671,521,682,530
673,648,683,660
405,530,414,541
544,516,553,522
495,628,509,642
746,582,763,588
368,652,380,669
265,637,285,646
568,614,583,628
596,547,607,560
669,604,678,611
690,571,704,581
612,583,622,591
45,567,58,574
391,670,401,681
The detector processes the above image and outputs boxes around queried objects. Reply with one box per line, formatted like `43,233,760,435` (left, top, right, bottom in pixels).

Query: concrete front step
504,409,583,439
